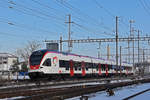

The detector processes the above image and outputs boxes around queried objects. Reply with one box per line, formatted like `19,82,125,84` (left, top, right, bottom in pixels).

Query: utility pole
143,49,145,75
138,30,140,63
60,36,63,52
116,16,119,73
97,42,101,58
128,36,130,63
65,14,74,52
120,46,122,75
133,29,135,69
143,49,145,62
107,44,110,60
129,20,135,73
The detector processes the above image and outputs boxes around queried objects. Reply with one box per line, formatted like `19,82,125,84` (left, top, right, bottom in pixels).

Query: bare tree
10,60,19,81
16,40,42,63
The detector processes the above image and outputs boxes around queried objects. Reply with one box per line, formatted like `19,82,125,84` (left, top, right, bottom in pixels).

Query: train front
28,50,46,80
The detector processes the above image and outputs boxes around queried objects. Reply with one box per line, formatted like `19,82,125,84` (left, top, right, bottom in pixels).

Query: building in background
0,53,18,75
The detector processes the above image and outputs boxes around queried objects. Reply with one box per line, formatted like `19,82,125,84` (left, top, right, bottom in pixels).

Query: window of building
43,59,51,66
3,61,7,64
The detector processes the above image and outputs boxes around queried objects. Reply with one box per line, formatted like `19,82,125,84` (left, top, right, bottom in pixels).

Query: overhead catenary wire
1,0,67,31
8,0,64,21
1,0,67,27
92,0,129,37
54,0,114,34
138,0,150,16
31,0,63,14
2,0,109,39
0,17,60,38
93,0,115,18
74,22,115,36
8,6,66,31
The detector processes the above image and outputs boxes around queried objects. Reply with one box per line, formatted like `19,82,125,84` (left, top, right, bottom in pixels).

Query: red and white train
28,49,133,80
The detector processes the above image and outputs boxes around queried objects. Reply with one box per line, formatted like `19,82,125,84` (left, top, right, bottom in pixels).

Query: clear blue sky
0,0,150,62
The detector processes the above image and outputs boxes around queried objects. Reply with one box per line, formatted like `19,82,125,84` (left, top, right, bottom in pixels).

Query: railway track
0,77,117,89
123,88,150,100
0,76,137,93
0,77,149,100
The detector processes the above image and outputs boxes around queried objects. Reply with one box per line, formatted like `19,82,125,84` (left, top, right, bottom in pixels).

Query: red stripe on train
30,65,40,70
98,64,102,75
70,60,74,76
82,61,86,76
105,64,108,76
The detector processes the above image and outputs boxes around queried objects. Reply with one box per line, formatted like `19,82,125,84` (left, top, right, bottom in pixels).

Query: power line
8,0,64,21
93,0,115,18
31,0,62,13
74,22,115,36
54,0,114,33
92,0,129,37
138,0,150,16
0,31,41,39
53,0,116,37
143,0,150,9
3,0,67,31
8,6,66,31
0,18,59,37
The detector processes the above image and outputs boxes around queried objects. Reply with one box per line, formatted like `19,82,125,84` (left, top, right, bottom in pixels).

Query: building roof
0,53,18,58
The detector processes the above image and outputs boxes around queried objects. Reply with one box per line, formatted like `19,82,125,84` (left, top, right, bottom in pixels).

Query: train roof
34,49,132,67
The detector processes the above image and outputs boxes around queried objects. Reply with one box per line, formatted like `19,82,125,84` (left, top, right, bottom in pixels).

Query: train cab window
43,59,51,66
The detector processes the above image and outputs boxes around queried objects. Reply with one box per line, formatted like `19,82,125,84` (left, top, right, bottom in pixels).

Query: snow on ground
132,91,150,100
1,75,30,80
11,75,30,80
67,83,150,100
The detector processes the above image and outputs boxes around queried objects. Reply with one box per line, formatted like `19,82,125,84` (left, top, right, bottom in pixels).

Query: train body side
28,50,133,80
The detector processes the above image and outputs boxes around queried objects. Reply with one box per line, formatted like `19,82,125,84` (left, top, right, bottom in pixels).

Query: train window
86,63,93,68
30,50,45,66
93,63,98,68
74,61,78,67
43,59,51,66
101,64,105,71
86,68,88,71
78,67,81,71
107,65,111,70
96,68,98,71
59,60,69,68
75,67,77,71
66,67,69,70
59,60,65,67
78,62,81,67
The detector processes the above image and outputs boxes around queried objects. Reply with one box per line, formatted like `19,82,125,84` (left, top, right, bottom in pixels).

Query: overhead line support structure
116,16,119,73
65,14,74,53
44,36,150,43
